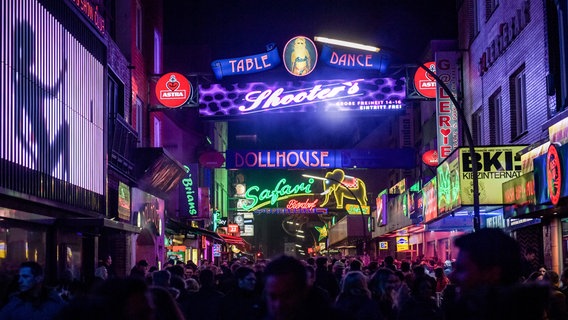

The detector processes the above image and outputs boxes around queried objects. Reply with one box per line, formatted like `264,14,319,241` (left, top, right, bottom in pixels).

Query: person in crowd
542,270,568,320
0,261,66,320
56,277,153,320
331,260,345,291
398,274,442,320
148,286,185,320
383,256,397,271
348,259,363,272
219,266,263,320
368,268,403,320
99,255,116,279
521,247,539,280
314,257,340,301
560,269,568,303
443,228,549,320
334,271,381,320
151,270,180,300
181,268,224,320
130,259,149,279
305,265,332,307
434,267,450,293
262,255,343,320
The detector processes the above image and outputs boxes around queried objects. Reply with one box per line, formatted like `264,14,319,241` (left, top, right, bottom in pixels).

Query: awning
57,217,142,233
166,219,225,242
218,233,247,246
134,148,186,196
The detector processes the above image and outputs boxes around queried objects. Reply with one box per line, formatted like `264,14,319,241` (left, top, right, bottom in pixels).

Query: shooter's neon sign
239,82,360,113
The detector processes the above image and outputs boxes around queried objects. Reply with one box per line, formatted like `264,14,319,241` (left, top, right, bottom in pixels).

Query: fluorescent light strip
314,36,380,52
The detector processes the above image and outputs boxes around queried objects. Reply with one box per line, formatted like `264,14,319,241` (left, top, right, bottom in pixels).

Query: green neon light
242,178,314,210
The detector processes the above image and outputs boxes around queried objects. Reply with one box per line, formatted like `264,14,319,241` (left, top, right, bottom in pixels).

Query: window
108,72,124,117
136,97,144,147
153,116,161,147
472,0,480,36
510,65,528,140
136,3,142,51
486,0,499,19
472,108,483,145
488,89,502,144
154,29,161,74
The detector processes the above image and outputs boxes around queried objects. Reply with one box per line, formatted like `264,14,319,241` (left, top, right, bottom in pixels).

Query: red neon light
414,62,436,98
547,144,562,205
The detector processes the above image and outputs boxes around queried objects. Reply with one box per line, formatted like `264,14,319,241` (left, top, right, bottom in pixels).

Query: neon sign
547,144,562,205
240,82,360,113
243,178,314,210
211,43,281,79
181,165,198,216
228,150,334,169
199,77,405,118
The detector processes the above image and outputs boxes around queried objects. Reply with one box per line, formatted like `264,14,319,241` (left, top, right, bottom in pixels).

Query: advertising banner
437,151,460,215
422,178,438,223
199,77,405,118
319,45,390,73
460,146,525,205
376,190,388,226
435,51,460,163
211,43,281,80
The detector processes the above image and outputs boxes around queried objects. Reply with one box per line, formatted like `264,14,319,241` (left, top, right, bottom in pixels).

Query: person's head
306,257,315,266
103,255,112,266
369,267,398,296
137,259,149,271
349,259,362,271
453,228,522,292
152,270,171,287
340,271,371,298
332,261,345,275
315,257,328,268
235,266,256,291
198,268,216,288
543,270,561,288
95,266,108,280
411,275,436,300
184,266,194,279
384,256,394,265
18,261,44,293
524,247,538,261
264,255,308,319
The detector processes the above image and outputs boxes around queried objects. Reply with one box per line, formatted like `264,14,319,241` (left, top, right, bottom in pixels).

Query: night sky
164,0,458,73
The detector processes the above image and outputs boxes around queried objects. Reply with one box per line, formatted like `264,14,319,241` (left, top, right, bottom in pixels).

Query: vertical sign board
117,182,131,221
435,52,460,164
437,151,461,215
180,164,199,217
376,190,388,226
422,178,438,223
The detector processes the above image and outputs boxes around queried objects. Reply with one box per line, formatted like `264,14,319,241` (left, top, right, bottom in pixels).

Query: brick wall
460,0,553,146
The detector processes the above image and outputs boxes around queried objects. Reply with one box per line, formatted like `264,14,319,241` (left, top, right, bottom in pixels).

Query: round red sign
414,62,437,99
422,150,439,167
547,144,562,205
155,72,191,108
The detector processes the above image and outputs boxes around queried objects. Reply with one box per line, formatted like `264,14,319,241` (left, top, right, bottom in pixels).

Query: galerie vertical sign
435,52,460,164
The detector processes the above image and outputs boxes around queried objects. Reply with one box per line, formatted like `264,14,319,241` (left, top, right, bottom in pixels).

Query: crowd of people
1,228,567,319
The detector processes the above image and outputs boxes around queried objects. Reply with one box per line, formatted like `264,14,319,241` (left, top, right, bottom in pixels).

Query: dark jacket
0,288,66,320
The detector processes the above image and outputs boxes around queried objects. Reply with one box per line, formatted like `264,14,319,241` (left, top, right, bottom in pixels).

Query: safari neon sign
242,178,315,211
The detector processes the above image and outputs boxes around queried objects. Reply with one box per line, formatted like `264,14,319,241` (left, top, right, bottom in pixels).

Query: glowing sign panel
199,78,405,118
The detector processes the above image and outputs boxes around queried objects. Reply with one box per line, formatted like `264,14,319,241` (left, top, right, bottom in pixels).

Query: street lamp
302,174,369,254
314,37,481,232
